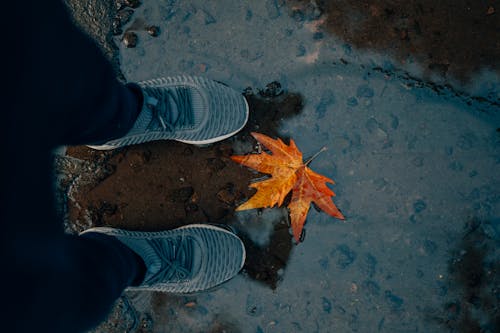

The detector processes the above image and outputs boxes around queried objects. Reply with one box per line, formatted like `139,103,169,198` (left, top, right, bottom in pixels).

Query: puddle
288,0,500,82
64,85,302,290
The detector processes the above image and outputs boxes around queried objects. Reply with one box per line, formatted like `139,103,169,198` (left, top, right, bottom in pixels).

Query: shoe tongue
128,100,154,134
167,97,180,125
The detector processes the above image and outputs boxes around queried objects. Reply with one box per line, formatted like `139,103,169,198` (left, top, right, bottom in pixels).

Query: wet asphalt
64,1,500,332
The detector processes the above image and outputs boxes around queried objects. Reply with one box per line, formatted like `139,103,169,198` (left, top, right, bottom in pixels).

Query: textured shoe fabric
88,76,249,150
80,224,246,293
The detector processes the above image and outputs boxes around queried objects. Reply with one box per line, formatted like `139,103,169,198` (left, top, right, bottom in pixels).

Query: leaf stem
305,146,327,165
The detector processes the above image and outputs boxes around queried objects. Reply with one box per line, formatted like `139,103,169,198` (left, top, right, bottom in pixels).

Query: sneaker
87,76,249,150
81,224,246,293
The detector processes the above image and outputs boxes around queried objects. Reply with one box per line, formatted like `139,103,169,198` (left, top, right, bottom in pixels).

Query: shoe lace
145,87,194,132
146,235,194,284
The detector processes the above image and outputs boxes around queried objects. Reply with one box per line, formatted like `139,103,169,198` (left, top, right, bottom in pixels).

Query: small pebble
260,81,283,97
123,0,141,8
146,25,160,37
112,19,123,35
116,8,134,25
122,31,138,48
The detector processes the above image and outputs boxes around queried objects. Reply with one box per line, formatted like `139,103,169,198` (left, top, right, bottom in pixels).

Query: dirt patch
425,218,500,332
68,141,254,230
64,85,302,289
289,0,499,81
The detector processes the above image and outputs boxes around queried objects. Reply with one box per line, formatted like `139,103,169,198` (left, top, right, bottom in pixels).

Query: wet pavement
59,1,500,332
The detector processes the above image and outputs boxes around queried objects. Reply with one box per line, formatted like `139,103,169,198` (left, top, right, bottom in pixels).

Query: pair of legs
2,2,247,332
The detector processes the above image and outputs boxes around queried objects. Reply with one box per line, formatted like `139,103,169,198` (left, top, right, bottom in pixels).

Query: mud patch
63,85,303,289
289,0,499,81
68,141,254,231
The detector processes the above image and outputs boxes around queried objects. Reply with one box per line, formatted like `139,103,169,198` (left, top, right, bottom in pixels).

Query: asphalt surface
62,1,500,332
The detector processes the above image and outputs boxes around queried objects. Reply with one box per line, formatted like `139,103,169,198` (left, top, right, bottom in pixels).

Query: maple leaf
231,132,344,243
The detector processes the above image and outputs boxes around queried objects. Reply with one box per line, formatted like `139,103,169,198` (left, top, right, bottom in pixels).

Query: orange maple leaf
231,132,344,243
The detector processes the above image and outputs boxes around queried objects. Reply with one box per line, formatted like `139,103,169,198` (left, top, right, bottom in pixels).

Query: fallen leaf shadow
63,82,303,289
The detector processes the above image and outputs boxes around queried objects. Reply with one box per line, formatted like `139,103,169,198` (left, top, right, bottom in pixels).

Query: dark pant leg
2,152,146,333
12,1,143,147
1,2,146,332
64,81,143,145
6,232,143,333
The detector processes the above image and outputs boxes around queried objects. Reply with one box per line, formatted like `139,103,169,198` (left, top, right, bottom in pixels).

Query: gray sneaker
81,224,246,293
88,76,249,150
